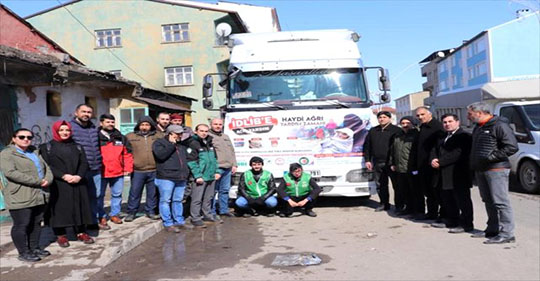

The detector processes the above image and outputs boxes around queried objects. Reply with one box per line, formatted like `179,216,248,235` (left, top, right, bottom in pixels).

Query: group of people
363,102,518,245
0,104,321,263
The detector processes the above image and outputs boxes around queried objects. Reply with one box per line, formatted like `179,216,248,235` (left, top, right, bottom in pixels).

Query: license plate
307,170,321,177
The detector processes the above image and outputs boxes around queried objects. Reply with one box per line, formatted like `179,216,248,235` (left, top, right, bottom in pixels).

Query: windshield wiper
259,102,285,110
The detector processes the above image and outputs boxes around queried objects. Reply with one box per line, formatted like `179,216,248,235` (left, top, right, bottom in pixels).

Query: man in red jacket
98,114,133,226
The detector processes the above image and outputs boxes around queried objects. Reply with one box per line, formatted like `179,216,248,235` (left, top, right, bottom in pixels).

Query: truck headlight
346,169,374,182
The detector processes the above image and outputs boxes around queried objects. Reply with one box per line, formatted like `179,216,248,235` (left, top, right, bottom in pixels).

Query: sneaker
57,235,70,248
124,214,136,222
279,213,291,218
242,213,252,218
175,224,194,230
483,235,516,244
202,216,217,223
219,212,234,217
110,216,123,224
305,210,317,217
165,226,181,233
98,218,111,230
77,233,95,244
146,213,161,220
374,204,390,212
191,220,207,228
471,230,498,238
32,249,51,257
430,222,446,228
18,252,41,262
448,227,465,234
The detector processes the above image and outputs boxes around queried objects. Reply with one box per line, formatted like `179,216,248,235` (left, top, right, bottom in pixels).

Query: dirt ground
88,188,540,281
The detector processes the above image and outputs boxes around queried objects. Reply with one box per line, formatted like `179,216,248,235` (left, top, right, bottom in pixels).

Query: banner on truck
224,108,374,176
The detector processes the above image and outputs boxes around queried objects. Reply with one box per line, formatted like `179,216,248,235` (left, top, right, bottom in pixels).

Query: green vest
283,172,311,197
244,170,271,198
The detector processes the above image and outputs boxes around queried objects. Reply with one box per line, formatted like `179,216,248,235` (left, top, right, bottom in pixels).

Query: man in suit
430,114,474,233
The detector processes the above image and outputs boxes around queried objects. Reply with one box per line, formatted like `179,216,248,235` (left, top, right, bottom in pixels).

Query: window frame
95,28,122,48
164,66,194,86
162,23,190,43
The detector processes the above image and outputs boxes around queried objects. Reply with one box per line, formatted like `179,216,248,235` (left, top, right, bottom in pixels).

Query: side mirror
378,68,391,92
380,93,391,103
203,75,213,98
203,98,213,109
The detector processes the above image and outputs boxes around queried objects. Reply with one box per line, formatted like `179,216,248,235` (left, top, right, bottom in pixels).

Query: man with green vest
235,156,277,216
277,163,322,217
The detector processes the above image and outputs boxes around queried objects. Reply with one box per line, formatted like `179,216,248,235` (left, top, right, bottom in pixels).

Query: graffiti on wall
31,124,52,146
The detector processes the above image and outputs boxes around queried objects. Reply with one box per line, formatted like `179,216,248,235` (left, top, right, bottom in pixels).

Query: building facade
27,0,280,126
394,91,430,121
420,11,539,123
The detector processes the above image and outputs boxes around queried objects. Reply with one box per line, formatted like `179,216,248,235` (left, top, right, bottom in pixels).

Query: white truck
202,29,391,198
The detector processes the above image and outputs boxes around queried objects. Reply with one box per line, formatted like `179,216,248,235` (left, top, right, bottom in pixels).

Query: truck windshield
229,68,368,104
523,104,540,130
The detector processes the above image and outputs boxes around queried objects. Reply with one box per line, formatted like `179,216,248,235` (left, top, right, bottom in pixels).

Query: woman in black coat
40,120,94,247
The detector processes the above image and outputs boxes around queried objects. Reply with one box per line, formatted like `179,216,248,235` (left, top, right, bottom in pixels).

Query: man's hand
365,161,373,171
231,166,237,174
196,178,204,184
287,199,298,207
431,158,440,169
72,175,82,184
297,198,309,207
215,173,221,180
40,179,49,187
390,165,396,172
124,172,131,176
168,134,178,143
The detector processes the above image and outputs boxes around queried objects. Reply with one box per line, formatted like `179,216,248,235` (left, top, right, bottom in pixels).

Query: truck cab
203,29,391,198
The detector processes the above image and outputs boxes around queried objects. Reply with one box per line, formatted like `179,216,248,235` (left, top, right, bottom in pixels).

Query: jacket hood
134,116,157,133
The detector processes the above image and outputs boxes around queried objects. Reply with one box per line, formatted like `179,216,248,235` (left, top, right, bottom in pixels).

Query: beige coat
0,145,53,210
208,130,237,169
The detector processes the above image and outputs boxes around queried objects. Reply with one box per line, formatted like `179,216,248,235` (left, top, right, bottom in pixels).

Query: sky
1,0,539,103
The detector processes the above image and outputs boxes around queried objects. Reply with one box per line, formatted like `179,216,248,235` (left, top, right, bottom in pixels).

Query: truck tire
519,160,540,194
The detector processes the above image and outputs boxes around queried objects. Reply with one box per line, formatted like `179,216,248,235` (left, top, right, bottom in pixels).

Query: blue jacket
70,118,102,171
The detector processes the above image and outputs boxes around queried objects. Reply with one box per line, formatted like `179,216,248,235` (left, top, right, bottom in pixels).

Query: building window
85,96,98,116
109,70,122,78
165,66,193,86
452,56,459,68
46,91,62,116
95,29,121,48
119,107,148,135
468,62,487,79
439,79,447,91
452,75,458,86
438,62,446,74
476,39,486,53
162,23,189,43
467,45,474,58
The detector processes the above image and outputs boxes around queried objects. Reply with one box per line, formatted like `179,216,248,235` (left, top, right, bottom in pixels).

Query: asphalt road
90,188,540,281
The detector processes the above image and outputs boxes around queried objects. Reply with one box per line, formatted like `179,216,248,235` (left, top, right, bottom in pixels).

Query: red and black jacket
99,128,133,178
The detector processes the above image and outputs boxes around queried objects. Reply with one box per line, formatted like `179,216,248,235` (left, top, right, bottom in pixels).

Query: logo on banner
229,116,278,135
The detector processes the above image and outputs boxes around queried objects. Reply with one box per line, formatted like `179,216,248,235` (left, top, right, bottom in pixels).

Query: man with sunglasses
70,104,106,229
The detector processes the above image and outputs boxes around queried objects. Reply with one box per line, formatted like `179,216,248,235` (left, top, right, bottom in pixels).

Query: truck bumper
229,181,377,199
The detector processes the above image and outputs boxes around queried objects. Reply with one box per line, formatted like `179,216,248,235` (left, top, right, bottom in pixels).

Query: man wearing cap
277,163,321,217
235,156,277,216
363,111,401,212
152,125,192,233
186,124,221,227
124,116,161,222
209,118,238,217
388,116,420,216
170,113,193,139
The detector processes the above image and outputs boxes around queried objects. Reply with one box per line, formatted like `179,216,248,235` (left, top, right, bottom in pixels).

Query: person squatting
0,101,518,263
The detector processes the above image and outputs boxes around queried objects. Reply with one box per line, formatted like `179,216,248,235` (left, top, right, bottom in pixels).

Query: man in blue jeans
468,102,518,244
124,116,162,222
209,118,237,217
70,104,106,229
235,156,277,217
152,125,192,233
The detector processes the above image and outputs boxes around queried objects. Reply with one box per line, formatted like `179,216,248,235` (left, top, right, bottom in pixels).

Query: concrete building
26,0,280,126
0,4,142,147
420,11,539,124
394,91,430,121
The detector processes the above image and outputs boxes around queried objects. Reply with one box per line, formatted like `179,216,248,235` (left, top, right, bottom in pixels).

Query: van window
499,106,527,134
523,104,540,131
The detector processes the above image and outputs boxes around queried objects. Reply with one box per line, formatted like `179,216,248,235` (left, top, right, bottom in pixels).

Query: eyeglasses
16,135,34,140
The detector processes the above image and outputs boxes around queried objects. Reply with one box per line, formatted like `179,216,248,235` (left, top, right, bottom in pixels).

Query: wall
489,12,540,81
28,0,237,125
16,85,108,146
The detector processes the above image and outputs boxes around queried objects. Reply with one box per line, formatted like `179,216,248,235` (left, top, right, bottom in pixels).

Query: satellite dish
216,23,232,37
437,51,445,58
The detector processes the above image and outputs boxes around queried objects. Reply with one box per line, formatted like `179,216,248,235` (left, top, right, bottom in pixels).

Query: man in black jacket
414,106,445,220
363,111,401,212
467,102,518,244
430,114,474,233
234,156,277,217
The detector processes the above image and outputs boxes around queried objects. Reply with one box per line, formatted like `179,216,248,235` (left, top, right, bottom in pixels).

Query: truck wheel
519,160,540,194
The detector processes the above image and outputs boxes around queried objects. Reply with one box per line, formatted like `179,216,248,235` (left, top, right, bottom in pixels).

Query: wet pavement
89,217,265,280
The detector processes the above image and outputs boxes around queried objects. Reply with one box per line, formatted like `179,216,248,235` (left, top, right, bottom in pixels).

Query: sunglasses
16,135,34,140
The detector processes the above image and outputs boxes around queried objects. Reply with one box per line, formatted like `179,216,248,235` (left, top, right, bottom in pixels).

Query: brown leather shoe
110,216,123,224
98,218,111,230
77,233,95,244
57,235,70,248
